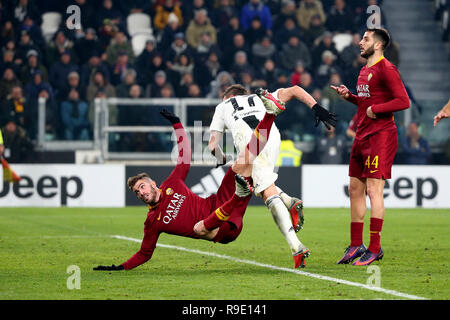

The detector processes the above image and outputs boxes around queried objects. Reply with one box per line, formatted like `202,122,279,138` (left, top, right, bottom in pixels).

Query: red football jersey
121,123,216,270
346,57,410,139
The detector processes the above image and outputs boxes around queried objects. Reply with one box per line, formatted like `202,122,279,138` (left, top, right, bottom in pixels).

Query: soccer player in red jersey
331,28,410,266
93,94,311,271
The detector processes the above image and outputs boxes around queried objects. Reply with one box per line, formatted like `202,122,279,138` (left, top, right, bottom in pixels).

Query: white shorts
232,123,280,196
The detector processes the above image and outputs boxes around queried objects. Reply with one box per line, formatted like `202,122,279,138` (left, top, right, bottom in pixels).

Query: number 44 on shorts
365,155,379,173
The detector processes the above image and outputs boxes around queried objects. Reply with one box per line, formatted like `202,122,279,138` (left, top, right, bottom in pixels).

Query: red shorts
349,128,398,180
208,167,251,241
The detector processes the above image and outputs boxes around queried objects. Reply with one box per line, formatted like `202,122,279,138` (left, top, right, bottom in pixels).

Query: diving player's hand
160,109,181,125
93,264,124,271
312,103,337,129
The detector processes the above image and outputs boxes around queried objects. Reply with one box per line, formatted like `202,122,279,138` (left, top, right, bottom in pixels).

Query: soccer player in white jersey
208,84,337,267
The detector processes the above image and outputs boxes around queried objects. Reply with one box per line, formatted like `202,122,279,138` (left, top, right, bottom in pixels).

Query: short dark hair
222,84,249,99
127,173,150,190
366,28,390,50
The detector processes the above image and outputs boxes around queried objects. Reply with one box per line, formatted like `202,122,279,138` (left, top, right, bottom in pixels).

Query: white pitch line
112,235,427,300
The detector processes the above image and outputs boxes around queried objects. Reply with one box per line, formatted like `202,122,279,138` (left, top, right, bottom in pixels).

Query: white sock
276,186,292,208
265,195,302,254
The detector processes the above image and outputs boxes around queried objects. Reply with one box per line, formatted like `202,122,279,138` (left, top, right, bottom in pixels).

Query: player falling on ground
331,28,410,266
93,95,310,271
208,84,337,267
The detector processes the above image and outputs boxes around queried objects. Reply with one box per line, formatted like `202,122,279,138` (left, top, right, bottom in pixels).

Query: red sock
203,194,248,231
350,222,364,247
368,218,383,253
246,113,276,156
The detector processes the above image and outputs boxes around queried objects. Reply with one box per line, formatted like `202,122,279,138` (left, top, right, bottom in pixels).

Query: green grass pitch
0,206,448,300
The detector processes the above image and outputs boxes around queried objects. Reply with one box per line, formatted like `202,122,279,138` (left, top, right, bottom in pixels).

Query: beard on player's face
361,44,375,59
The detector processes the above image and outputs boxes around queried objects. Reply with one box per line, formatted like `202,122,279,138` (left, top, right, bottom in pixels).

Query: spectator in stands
2,85,35,139
195,50,221,90
160,83,176,98
1,119,33,163
279,34,312,71
222,32,249,70
194,31,221,64
168,53,194,86
273,16,301,49
74,28,102,66
58,71,86,102
73,0,96,29
344,54,366,89
135,40,157,80
117,83,144,126
302,14,327,48
20,49,48,85
384,35,400,67
111,50,133,86
400,122,431,165
116,69,138,98
187,83,202,98
148,70,170,97
86,70,116,102
182,0,209,23
105,31,134,66
296,0,326,31
230,51,255,83
153,0,184,33
185,9,217,49
45,31,77,69
0,68,22,101
60,87,90,141
206,70,234,99
177,72,196,97
159,12,183,52
165,32,193,68
299,71,316,93
24,70,53,101
217,15,243,53
251,35,276,67
12,0,40,27
274,70,290,89
240,0,272,31
80,53,111,90
273,0,297,32
321,72,344,107
289,61,305,87
315,50,343,89
244,16,268,48
16,30,40,65
210,0,239,29
1,50,20,76
97,0,124,30
20,15,44,50
97,18,119,52
326,0,356,33
257,58,279,92
49,50,79,95
1,21,15,47
315,125,345,164
311,31,339,69
340,33,361,68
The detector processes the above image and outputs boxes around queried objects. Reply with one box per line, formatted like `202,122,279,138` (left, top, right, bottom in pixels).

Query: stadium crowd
0,0,416,164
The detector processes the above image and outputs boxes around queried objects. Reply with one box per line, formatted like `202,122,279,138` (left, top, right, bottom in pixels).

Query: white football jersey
209,90,281,149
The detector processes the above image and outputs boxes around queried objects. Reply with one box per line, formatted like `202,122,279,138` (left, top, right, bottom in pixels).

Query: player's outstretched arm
433,99,450,126
208,130,232,167
160,109,192,180
277,86,337,129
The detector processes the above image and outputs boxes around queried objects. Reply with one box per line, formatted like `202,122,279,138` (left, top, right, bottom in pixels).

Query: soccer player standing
331,28,410,266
